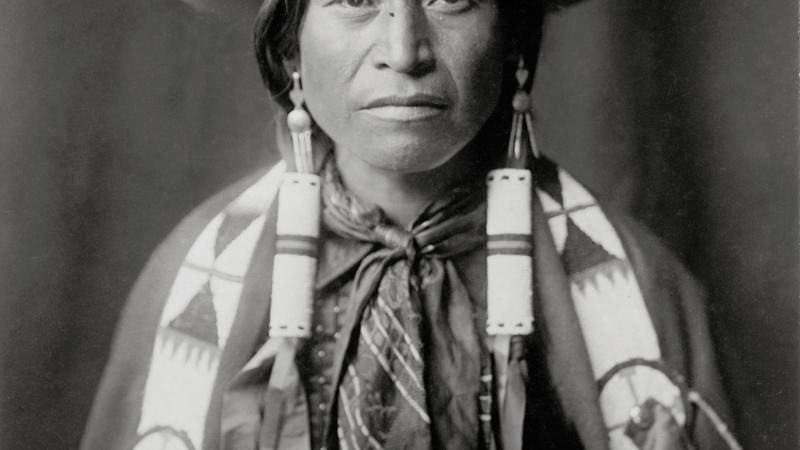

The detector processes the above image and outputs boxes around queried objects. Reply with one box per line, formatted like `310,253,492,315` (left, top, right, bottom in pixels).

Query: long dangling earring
506,56,540,166
486,54,535,340
287,71,314,173
269,71,320,339
481,55,537,450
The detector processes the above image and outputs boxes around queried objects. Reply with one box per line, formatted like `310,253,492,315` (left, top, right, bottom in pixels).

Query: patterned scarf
320,159,488,449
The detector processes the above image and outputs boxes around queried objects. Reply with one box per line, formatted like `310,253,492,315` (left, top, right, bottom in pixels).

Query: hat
178,0,261,20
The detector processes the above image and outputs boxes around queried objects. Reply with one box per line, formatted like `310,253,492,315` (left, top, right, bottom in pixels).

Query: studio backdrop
0,0,796,448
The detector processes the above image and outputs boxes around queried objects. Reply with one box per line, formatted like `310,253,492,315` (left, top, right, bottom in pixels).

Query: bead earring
287,71,315,173
481,54,537,449
507,55,540,165
269,71,321,339
486,54,536,338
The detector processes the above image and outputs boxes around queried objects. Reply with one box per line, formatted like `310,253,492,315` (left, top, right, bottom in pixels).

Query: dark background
1,0,797,448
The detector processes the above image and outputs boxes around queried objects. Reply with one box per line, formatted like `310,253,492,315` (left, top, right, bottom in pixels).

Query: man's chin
356,140,460,174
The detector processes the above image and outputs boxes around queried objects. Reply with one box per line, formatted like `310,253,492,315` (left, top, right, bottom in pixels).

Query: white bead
287,108,311,133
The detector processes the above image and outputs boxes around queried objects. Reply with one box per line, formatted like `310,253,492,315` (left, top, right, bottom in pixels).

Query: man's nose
373,5,435,76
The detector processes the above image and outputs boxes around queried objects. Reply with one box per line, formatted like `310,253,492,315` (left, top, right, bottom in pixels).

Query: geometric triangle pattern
166,281,219,346
561,217,619,275
135,163,286,450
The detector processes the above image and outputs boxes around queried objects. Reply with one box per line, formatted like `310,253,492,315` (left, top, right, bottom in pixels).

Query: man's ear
506,39,521,63
282,56,300,79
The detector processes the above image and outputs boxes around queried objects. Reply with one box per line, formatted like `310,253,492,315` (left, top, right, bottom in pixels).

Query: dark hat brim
178,0,262,20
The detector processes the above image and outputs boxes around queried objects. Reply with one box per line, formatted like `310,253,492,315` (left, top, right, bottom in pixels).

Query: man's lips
361,93,449,109
360,94,449,121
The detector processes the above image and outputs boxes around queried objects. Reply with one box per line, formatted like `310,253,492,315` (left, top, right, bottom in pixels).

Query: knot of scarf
372,224,418,266
321,158,486,262
320,158,489,450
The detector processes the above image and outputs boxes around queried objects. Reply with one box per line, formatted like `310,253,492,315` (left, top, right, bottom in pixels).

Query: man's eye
425,0,478,14
332,0,377,8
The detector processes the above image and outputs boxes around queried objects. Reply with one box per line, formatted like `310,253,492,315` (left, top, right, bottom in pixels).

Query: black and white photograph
1,0,796,449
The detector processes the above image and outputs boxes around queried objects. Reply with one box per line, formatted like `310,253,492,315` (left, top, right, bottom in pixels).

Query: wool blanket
82,160,732,450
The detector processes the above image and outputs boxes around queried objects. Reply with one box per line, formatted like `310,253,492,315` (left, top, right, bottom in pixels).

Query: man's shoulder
611,209,691,277
158,162,284,254
125,162,285,315
599,202,705,312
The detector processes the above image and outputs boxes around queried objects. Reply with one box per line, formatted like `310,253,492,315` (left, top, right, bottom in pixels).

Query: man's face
298,0,505,173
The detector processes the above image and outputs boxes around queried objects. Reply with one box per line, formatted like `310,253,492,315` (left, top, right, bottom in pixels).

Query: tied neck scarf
320,158,488,450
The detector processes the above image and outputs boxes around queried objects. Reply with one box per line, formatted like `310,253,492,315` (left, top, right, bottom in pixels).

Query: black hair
254,0,308,111
252,0,578,111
